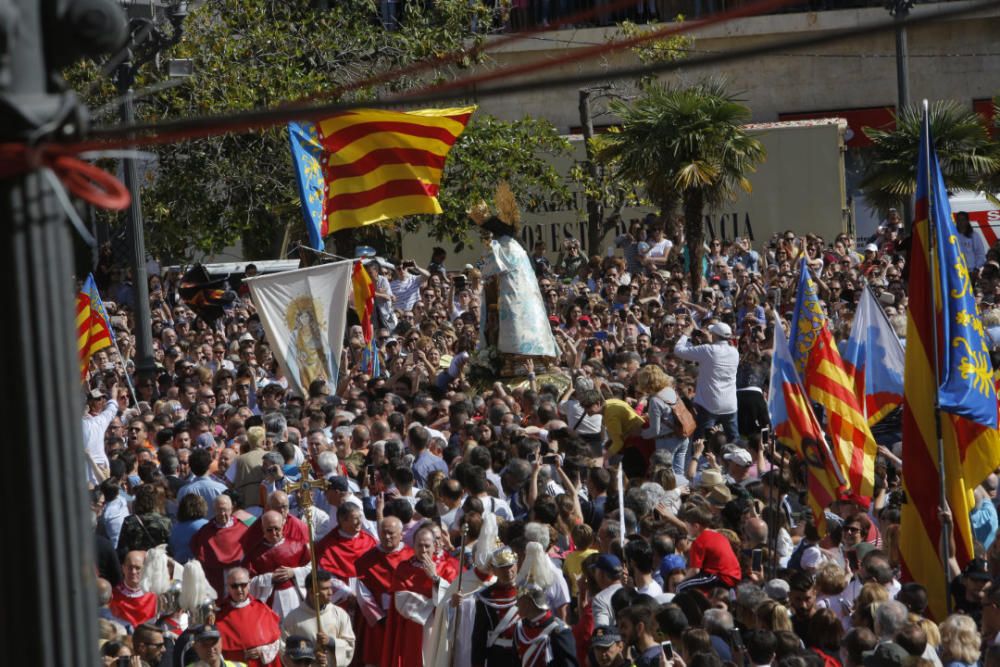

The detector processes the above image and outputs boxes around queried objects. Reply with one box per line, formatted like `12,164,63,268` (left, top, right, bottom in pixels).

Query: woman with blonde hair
938,614,980,667
851,583,889,630
756,599,793,632
637,364,688,475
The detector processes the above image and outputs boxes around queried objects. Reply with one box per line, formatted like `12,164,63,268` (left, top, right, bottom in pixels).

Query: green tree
595,78,764,293
861,100,1000,214
70,0,568,261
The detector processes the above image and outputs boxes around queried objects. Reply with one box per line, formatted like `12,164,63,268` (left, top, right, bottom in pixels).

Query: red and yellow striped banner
315,106,476,234
76,291,112,380
790,262,877,499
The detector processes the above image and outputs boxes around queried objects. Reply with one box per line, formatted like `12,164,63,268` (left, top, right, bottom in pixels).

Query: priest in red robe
216,567,283,667
242,490,311,551
316,502,377,606
109,550,158,628
355,516,414,667
246,510,311,620
381,523,459,667
191,494,249,594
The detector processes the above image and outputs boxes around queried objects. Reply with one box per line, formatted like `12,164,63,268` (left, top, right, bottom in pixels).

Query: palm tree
596,78,765,294
861,100,1000,214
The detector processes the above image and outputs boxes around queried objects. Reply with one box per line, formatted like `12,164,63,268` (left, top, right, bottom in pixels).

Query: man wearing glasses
216,567,283,667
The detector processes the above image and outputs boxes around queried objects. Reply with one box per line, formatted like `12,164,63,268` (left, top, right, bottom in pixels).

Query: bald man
354,517,414,667
246,510,311,620
191,495,249,594
242,491,314,552
742,516,768,551
97,577,133,635
109,551,158,628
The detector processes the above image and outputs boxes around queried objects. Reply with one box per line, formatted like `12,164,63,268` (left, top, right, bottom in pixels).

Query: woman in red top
381,522,458,667
675,503,742,592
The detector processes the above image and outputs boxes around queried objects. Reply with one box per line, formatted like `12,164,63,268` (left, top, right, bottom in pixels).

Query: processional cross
285,462,330,632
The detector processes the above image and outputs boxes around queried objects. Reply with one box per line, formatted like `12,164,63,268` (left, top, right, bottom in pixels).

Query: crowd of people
85,209,1000,667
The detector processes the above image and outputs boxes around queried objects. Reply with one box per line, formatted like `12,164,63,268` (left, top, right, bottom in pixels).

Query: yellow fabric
603,399,646,456
327,194,442,233
563,548,597,596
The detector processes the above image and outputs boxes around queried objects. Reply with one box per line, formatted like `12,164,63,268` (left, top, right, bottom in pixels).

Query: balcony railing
376,0,959,33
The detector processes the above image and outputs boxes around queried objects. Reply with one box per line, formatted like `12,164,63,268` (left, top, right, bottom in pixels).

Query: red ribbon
0,143,131,211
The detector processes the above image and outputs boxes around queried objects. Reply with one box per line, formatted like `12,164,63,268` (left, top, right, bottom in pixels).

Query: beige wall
401,119,848,267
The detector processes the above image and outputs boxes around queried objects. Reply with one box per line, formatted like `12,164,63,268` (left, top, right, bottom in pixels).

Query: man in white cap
722,447,754,485
674,318,739,441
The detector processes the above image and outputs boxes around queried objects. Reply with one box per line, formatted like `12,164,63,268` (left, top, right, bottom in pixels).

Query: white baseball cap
707,322,733,339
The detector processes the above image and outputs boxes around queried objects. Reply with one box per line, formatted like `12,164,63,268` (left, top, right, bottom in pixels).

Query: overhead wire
75,0,1000,152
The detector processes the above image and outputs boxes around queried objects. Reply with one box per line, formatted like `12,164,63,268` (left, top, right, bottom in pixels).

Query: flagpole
112,338,139,407
921,98,953,611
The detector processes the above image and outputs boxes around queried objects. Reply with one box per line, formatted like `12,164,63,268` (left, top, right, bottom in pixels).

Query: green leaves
861,100,1000,214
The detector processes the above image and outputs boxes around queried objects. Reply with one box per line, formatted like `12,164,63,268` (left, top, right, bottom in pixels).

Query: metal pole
0,0,125,663
890,0,914,229
119,79,156,385
578,88,605,255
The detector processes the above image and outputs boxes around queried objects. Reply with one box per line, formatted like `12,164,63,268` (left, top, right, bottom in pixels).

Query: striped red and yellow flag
789,260,877,498
899,114,1000,621
306,106,476,234
768,313,843,535
76,275,112,380
352,261,375,344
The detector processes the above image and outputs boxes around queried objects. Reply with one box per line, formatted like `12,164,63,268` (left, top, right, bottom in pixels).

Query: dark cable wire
78,0,1000,151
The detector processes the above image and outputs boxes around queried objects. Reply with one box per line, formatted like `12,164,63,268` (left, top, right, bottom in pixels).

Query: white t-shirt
559,399,602,435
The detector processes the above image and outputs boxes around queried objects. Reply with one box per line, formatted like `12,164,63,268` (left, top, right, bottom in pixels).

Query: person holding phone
617,604,664,667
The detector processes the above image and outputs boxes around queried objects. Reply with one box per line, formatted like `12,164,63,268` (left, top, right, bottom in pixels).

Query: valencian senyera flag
789,259,877,499
289,106,476,248
768,312,843,535
899,110,1000,620
245,261,353,397
841,283,905,427
77,274,113,379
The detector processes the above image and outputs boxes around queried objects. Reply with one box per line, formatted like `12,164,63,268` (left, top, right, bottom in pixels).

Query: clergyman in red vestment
316,502,377,605
109,550,158,628
191,494,249,595
380,523,459,667
355,516,414,667
215,567,283,667
246,510,311,620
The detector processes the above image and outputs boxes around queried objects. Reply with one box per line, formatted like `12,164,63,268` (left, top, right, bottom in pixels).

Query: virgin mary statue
470,183,558,376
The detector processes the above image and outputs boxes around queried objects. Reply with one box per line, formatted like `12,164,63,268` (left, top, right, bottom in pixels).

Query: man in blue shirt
176,448,228,506
409,424,448,488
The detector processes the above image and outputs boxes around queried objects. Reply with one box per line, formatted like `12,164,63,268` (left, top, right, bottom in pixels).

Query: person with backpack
636,365,694,477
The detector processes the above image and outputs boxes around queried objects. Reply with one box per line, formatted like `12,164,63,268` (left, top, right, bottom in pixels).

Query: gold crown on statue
468,200,491,226
494,181,521,230
466,182,521,233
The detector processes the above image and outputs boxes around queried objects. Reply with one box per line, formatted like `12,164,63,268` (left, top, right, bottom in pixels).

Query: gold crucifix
285,461,330,632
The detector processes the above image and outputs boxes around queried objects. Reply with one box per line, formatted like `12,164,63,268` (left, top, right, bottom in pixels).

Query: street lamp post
887,0,915,228
112,1,187,385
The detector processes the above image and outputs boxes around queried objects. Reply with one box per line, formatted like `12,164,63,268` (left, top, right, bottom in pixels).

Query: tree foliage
596,78,764,292
861,100,1000,214
69,0,569,261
